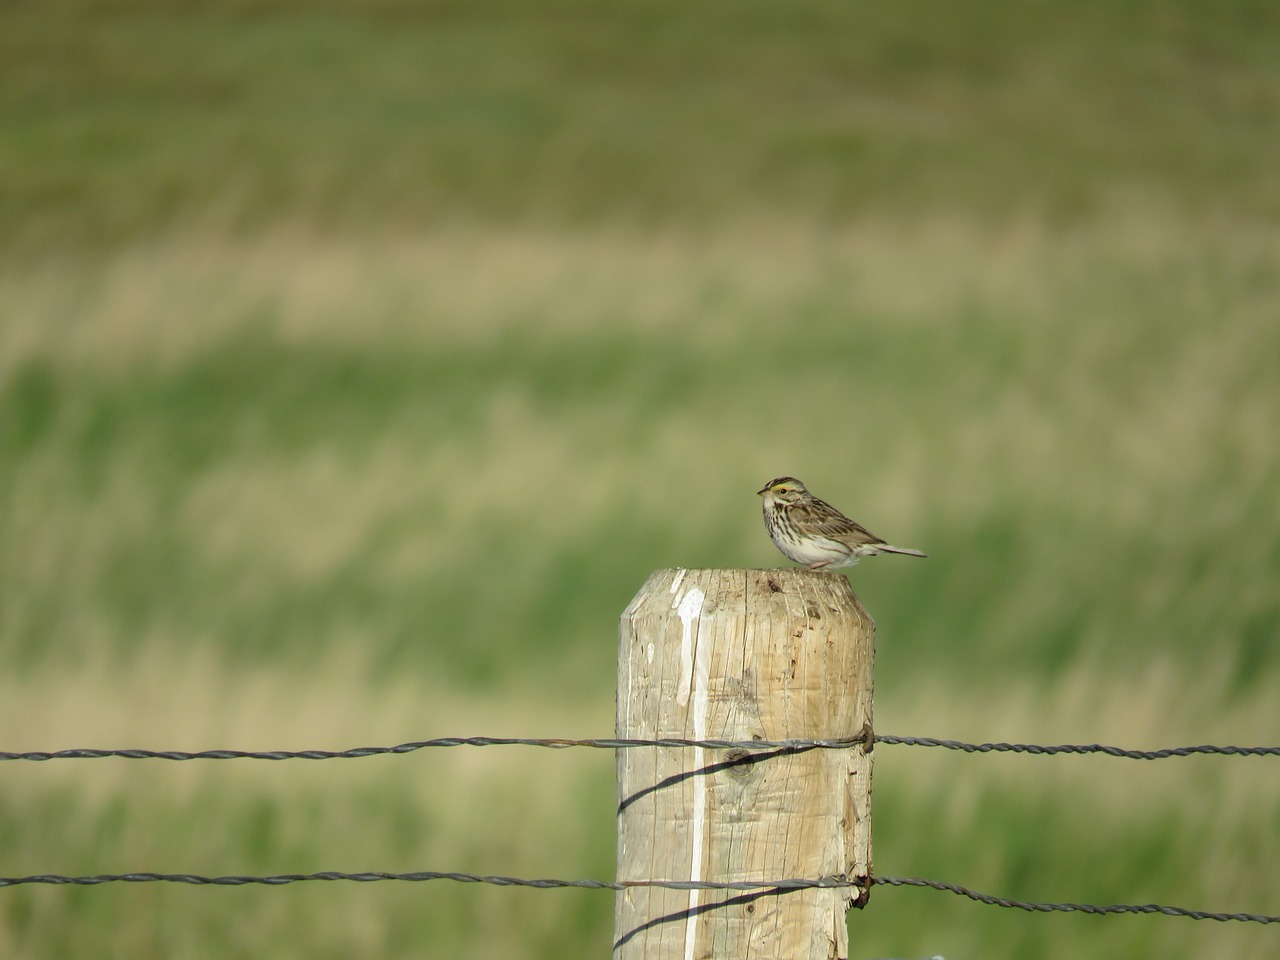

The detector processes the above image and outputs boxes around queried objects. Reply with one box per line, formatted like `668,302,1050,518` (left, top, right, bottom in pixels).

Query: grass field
3,2,1279,958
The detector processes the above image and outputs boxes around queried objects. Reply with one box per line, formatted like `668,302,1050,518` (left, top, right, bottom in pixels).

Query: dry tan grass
6,211,1277,372
8,642,1274,811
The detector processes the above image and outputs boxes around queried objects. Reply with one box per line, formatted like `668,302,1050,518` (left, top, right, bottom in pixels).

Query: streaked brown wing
806,499,885,546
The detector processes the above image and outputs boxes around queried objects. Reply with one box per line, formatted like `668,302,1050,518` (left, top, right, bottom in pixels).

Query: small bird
757,476,927,570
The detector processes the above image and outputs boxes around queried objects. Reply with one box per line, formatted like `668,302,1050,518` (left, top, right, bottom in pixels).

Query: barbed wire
5,735,1277,927
0,870,1274,924
3,735,1277,762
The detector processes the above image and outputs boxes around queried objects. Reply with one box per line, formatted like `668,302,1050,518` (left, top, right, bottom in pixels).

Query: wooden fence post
615,568,875,960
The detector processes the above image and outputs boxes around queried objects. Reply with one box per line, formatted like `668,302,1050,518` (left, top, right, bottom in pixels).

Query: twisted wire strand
0,736,862,761
0,871,845,891
0,870,1274,924
871,737,1280,760
875,876,1279,924
3,735,1277,762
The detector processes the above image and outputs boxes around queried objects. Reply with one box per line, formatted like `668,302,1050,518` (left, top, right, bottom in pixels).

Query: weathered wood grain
616,568,874,960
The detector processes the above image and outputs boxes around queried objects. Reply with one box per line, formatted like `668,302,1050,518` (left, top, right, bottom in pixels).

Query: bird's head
757,477,809,504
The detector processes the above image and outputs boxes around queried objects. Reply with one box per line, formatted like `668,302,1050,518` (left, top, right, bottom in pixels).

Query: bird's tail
877,544,927,558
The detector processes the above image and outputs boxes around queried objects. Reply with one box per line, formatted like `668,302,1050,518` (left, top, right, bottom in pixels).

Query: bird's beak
756,486,769,496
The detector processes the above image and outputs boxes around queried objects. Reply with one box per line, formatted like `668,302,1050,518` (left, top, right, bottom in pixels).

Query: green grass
3,2,1280,958
4,1,1280,254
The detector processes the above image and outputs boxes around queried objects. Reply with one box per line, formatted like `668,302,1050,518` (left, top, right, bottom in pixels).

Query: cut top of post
620,568,874,742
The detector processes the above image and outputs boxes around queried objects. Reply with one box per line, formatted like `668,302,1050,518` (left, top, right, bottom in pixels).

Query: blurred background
2,1,1278,957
